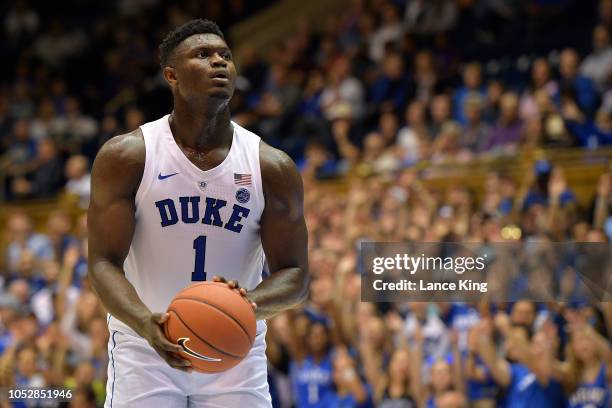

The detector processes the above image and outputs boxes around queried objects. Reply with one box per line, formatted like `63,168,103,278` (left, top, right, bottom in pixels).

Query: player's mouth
209,71,230,84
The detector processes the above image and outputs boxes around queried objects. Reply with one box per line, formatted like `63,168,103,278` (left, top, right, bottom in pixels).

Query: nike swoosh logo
177,338,222,362
158,172,179,180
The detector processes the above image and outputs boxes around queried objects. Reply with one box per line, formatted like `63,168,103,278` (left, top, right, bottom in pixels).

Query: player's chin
207,87,234,100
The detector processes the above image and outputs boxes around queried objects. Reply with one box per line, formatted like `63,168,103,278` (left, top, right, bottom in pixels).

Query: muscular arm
88,131,187,369
247,143,310,320
88,131,149,330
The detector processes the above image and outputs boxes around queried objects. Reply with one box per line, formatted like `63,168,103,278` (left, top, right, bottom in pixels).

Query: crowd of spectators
1,0,611,198
2,162,612,407
268,160,612,408
1,0,612,407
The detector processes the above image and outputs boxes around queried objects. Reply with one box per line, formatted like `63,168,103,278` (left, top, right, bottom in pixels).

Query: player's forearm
89,258,153,335
248,267,309,320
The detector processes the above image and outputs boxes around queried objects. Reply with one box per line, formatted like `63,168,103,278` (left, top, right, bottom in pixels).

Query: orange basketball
163,281,256,373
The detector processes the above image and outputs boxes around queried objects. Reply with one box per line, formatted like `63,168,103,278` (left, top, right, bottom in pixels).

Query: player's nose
210,53,227,68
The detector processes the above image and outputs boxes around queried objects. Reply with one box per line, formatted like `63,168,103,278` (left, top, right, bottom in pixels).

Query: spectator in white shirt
64,155,91,209
404,302,451,366
581,25,612,91
320,56,365,120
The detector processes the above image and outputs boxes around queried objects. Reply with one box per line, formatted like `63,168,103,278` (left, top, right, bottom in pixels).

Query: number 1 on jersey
192,235,207,281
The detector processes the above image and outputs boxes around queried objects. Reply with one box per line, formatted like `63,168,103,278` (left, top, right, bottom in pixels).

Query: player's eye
221,51,232,61
197,50,208,58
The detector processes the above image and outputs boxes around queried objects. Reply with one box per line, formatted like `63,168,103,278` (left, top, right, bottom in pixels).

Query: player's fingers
168,356,192,368
152,328,184,354
155,345,191,366
169,365,191,372
212,275,226,283
228,280,239,289
152,312,169,324
158,337,185,354
156,349,192,371
239,287,247,296
251,301,258,310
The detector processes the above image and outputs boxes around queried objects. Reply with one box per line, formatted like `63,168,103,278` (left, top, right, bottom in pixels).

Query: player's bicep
261,207,308,273
260,150,308,274
88,135,143,267
88,196,135,266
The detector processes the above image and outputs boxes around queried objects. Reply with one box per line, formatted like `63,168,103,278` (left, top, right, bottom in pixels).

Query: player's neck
170,102,233,150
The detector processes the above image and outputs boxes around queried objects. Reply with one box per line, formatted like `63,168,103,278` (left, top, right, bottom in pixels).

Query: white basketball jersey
108,114,266,337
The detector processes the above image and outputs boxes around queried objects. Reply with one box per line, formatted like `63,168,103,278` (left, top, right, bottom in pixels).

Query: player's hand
212,276,257,310
140,312,192,372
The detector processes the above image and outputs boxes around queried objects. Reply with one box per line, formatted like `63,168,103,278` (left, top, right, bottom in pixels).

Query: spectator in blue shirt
287,310,336,408
523,162,577,210
557,48,599,116
321,348,374,408
453,62,486,126
369,52,412,114
476,323,566,408
555,321,610,408
568,334,610,408
5,211,53,276
564,102,612,148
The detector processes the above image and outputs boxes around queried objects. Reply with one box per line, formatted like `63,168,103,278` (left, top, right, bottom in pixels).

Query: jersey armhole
134,130,152,215
256,138,266,218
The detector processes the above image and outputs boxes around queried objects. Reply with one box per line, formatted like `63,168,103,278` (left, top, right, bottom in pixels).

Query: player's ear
163,66,178,89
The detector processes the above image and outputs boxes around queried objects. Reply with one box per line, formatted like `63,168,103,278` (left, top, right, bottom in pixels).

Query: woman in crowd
556,318,611,408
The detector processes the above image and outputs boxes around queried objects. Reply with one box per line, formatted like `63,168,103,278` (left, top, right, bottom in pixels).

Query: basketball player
87,19,309,407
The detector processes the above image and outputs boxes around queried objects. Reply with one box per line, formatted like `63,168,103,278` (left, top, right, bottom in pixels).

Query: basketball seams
166,308,247,359
172,295,255,347
184,282,256,313
163,317,171,340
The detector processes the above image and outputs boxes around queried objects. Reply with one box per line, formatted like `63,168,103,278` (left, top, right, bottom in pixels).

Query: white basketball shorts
104,324,272,408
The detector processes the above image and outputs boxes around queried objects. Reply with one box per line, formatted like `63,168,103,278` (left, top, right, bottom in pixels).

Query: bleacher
2,147,609,232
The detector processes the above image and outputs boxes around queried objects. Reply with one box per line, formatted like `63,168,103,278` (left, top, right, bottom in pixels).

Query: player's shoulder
91,128,145,195
258,140,300,184
96,128,145,164
258,140,303,214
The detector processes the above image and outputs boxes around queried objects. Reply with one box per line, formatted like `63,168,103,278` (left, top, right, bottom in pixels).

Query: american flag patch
234,173,252,185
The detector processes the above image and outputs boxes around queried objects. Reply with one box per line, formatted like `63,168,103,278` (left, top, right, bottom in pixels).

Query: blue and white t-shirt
568,363,609,408
504,363,565,408
290,354,334,408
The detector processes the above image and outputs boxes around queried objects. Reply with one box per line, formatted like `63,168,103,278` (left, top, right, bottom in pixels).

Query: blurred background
0,0,612,407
